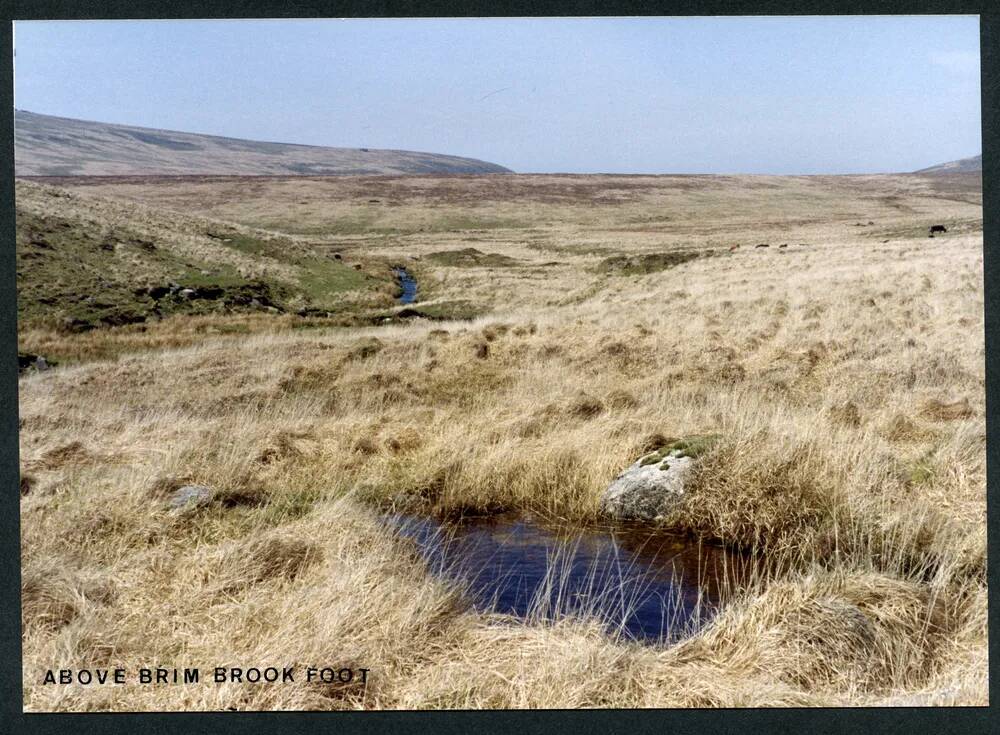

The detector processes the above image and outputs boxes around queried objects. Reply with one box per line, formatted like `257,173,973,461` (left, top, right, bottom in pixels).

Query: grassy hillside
16,181,397,350
15,110,513,176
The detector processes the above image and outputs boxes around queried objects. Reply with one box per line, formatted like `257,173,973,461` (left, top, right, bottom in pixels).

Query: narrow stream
393,267,418,304
385,512,756,644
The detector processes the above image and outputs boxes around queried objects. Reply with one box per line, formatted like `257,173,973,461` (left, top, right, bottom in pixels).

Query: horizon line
14,108,982,177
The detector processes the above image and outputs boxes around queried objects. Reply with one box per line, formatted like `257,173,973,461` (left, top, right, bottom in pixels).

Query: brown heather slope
15,110,513,176
18,173,986,709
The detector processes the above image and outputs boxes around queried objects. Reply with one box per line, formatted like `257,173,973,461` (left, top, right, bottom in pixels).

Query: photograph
12,15,987,711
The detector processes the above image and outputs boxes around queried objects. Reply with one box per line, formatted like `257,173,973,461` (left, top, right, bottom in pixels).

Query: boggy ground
18,172,986,709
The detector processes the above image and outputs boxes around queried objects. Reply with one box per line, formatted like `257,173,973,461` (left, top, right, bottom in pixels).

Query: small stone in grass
168,485,214,512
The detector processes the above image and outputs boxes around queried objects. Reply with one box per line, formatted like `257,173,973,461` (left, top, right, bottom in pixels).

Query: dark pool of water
385,512,754,644
394,267,418,304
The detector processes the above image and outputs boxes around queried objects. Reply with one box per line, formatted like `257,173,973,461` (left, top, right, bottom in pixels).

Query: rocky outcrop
17,352,54,374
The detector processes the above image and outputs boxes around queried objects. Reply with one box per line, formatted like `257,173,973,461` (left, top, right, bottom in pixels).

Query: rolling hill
14,110,513,176
914,154,982,174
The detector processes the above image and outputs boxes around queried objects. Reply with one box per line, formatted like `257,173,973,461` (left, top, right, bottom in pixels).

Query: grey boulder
599,452,693,521
168,485,214,512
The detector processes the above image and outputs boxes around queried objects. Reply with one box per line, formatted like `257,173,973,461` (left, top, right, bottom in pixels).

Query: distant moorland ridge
914,154,982,174
14,110,514,176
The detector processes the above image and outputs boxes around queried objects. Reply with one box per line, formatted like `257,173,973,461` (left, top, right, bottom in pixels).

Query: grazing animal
929,224,947,234
755,243,769,249
728,244,740,252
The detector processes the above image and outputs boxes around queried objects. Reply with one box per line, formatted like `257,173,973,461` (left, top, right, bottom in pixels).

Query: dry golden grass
19,173,985,710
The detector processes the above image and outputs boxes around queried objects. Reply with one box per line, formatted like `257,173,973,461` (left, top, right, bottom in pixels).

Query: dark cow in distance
929,224,948,234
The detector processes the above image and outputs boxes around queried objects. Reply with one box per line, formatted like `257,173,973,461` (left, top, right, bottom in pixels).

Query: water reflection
385,512,755,644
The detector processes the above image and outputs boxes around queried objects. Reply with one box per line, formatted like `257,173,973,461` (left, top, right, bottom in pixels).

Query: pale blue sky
13,17,982,174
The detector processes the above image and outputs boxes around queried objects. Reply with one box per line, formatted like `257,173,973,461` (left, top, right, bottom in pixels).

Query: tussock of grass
427,247,520,267
376,300,488,323
918,397,974,421
598,250,707,275
22,557,115,632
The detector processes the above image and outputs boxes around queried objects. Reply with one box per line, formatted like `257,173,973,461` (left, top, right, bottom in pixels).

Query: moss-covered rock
600,434,721,521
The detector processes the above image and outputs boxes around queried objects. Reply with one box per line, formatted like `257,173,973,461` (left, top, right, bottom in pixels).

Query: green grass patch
665,434,721,459
907,450,937,487
426,248,520,268
210,230,381,307
292,256,372,307
639,434,721,465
